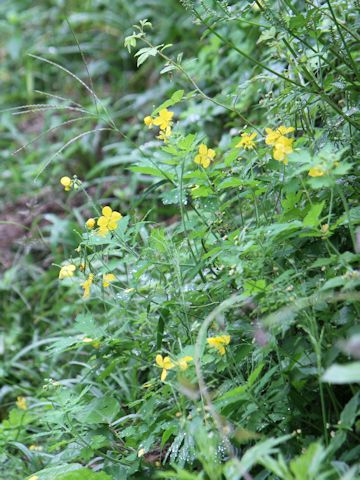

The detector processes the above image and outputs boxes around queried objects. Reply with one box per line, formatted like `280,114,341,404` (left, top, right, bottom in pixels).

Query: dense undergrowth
1,1,360,479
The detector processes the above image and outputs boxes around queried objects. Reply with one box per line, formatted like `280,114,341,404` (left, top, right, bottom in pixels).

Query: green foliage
1,0,359,479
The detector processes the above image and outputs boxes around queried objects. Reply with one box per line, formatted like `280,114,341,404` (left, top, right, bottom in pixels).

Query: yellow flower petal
199,143,208,155
86,218,95,229
97,217,108,227
111,211,122,222
102,206,112,217
59,264,76,280
103,273,116,287
144,116,153,127
308,167,325,177
107,221,118,231
207,148,216,159
156,354,164,368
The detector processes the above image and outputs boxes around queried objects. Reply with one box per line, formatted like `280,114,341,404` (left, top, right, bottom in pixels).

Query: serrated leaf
77,396,120,424
218,177,243,190
303,202,324,227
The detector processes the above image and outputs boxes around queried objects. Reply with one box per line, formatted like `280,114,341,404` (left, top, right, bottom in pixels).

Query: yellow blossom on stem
155,354,175,381
194,143,216,168
59,264,76,280
272,136,294,164
103,273,116,287
81,273,94,298
236,132,257,150
60,176,73,191
153,108,174,130
177,356,193,371
86,218,96,229
144,115,154,127
97,206,122,236
265,126,294,145
207,335,231,355
16,396,27,410
156,126,172,143
308,166,325,177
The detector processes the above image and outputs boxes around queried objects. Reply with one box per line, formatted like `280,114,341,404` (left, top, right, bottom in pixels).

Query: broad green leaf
322,362,360,384
303,202,325,227
77,396,120,424
26,465,82,480
218,177,243,190
57,469,112,480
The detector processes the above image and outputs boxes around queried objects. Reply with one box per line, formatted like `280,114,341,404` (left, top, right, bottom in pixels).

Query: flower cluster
207,335,231,355
265,126,295,164
236,132,257,150
97,206,122,236
155,335,231,382
59,260,116,299
155,354,194,381
144,108,174,143
194,143,216,168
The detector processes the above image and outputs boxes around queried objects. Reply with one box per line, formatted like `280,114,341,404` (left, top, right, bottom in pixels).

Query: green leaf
77,396,120,424
340,393,359,429
129,166,174,180
152,89,184,115
57,469,112,480
289,442,327,480
303,202,324,227
218,177,243,190
26,465,82,480
322,362,360,384
224,436,292,479
179,134,195,152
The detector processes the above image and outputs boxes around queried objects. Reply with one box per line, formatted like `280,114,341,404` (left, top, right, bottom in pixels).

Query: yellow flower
207,335,231,355
308,166,325,177
177,356,193,371
278,126,295,135
59,264,76,280
60,176,73,191
29,445,43,451
138,448,145,458
156,354,175,381
144,115,153,127
97,206,122,236
236,132,257,150
265,126,294,145
103,273,116,287
156,126,172,143
153,108,174,130
194,143,216,168
272,136,294,163
16,396,27,410
86,218,96,229
81,273,94,298
29,476,39,480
